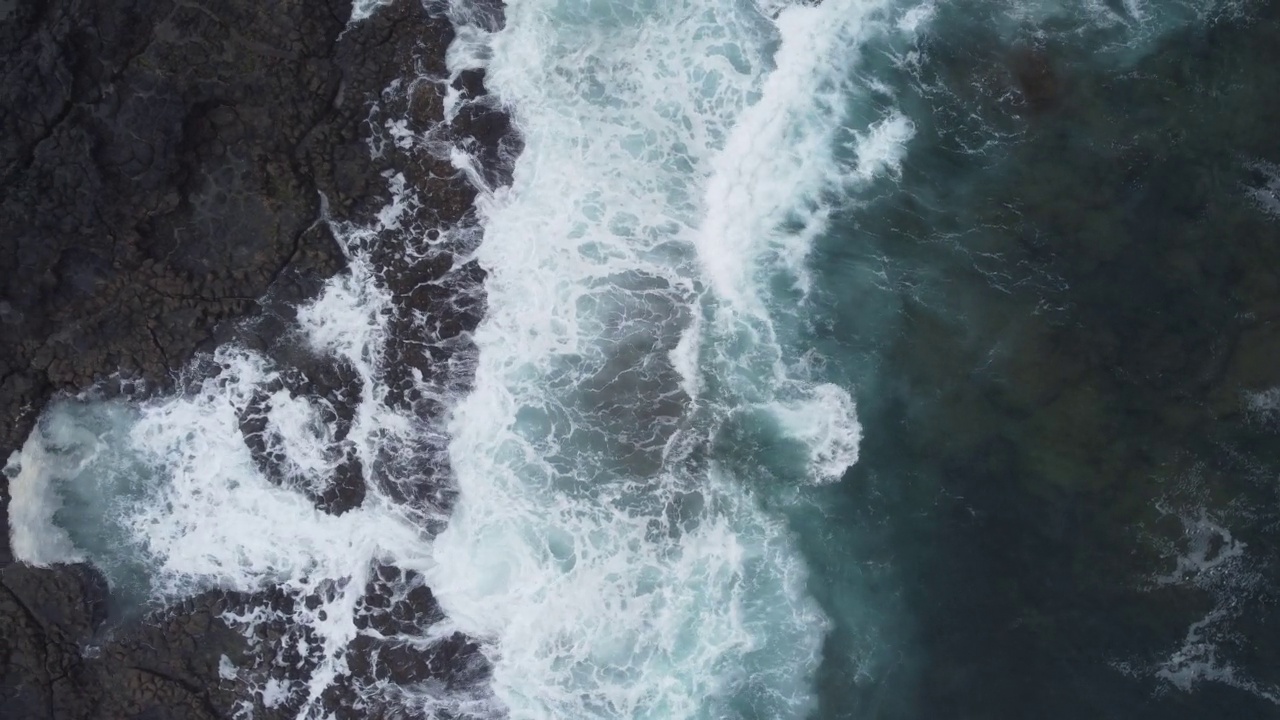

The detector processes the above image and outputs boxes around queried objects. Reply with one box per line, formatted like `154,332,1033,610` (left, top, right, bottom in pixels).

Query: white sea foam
5,427,88,566
121,351,414,598
853,112,915,182
687,0,916,494
428,0,915,716
897,1,936,33
1244,160,1280,218
1005,0,1244,58
1245,385,1280,422
695,0,909,309
1128,506,1280,705
670,315,704,402
348,0,392,22
769,383,863,483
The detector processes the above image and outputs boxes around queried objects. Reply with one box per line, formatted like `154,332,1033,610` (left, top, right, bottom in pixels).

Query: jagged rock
0,0,508,717
235,357,368,515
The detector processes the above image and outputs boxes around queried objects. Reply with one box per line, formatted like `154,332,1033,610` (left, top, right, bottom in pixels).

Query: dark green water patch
802,2,1280,717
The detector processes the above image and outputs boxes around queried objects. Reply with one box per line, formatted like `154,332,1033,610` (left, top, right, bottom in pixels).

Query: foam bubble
120,352,419,598
897,2,936,33
853,112,915,182
1245,385,1280,421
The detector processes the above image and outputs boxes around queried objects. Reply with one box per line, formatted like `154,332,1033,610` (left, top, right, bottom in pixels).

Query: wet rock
355,565,445,636
464,0,507,33
0,0,506,716
0,568,244,720
0,0,355,455
451,98,523,188
452,68,489,100
234,356,368,516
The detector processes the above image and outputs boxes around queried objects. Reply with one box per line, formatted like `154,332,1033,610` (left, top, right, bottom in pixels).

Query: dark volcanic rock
1,565,247,720
1,0,340,456
0,0,483,458
321,565,491,720
0,0,505,717
235,359,367,516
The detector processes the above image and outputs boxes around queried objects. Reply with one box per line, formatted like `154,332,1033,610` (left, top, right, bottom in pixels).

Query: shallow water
7,0,1280,717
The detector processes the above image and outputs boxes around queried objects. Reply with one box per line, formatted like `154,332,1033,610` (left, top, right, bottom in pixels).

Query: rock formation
0,0,513,716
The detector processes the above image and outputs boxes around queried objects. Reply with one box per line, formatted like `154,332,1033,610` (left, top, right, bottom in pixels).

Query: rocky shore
0,0,514,717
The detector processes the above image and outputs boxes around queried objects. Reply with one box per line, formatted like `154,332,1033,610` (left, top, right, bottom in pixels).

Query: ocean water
7,0,1280,718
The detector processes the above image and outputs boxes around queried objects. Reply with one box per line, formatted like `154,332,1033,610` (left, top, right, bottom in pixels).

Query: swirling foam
429,0,915,716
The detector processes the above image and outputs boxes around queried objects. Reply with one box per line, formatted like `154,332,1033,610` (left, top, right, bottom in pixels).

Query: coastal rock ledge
0,0,505,717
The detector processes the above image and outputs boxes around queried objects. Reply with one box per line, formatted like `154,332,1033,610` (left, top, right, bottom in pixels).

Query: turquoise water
7,0,1280,717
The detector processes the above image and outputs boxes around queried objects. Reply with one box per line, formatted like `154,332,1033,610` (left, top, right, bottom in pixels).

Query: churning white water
6,0,921,717
430,0,914,717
